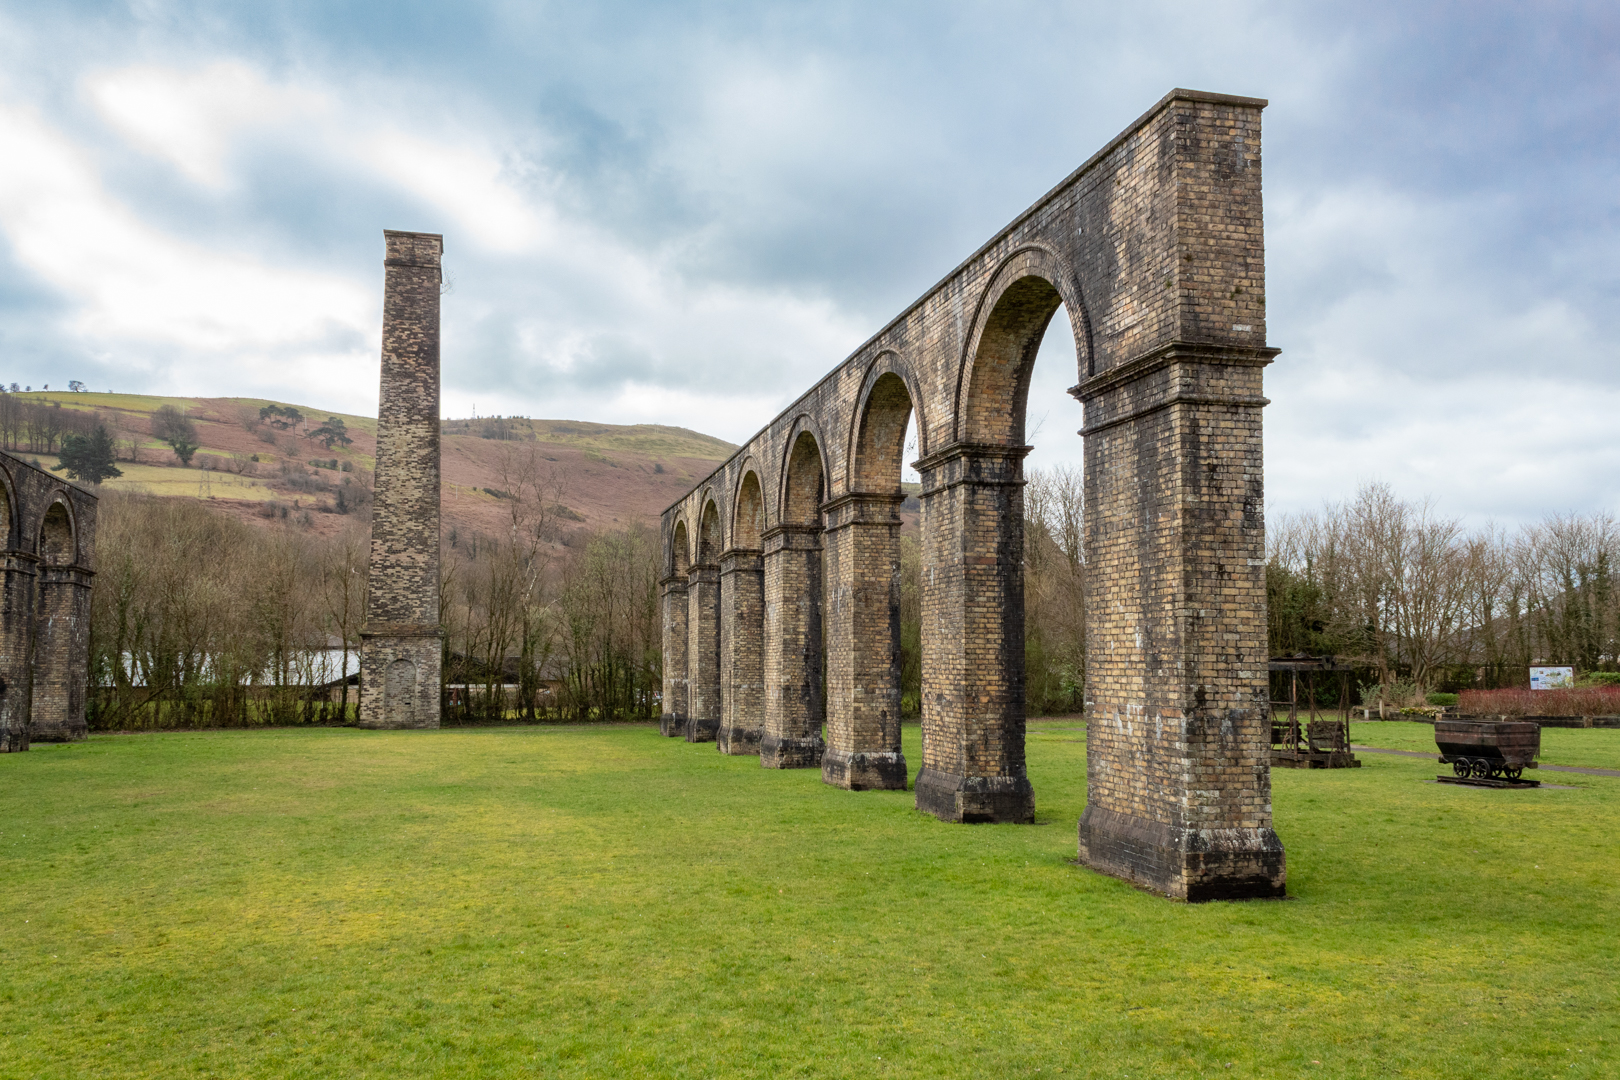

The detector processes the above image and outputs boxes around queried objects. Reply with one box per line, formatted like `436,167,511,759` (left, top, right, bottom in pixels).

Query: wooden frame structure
1268,656,1360,769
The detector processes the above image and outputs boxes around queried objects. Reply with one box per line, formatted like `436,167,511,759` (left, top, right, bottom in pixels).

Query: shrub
1426,692,1459,707
1360,681,1418,708
1458,686,1620,717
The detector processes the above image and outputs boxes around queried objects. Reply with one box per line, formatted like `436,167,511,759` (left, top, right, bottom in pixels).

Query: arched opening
762,429,827,768
671,519,690,576
962,275,1074,447
1023,300,1088,719
733,471,763,549
698,499,721,565
853,370,922,728
783,431,824,524
686,499,725,740
661,518,692,735
719,471,767,755
961,279,1088,720
39,501,74,565
0,476,12,549
823,374,916,790
853,372,914,493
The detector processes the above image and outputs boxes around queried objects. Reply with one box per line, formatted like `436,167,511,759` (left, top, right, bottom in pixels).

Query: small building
0,450,98,751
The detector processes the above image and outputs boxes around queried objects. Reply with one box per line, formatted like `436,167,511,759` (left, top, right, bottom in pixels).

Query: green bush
1583,672,1620,688
1426,692,1459,707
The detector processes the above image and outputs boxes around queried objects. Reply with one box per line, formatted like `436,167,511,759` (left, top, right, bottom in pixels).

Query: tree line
86,456,1613,730
0,394,100,455
1267,481,1617,694
89,445,662,729
894,465,1088,718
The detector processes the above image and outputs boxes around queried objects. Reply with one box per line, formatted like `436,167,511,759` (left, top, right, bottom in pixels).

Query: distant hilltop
0,391,735,538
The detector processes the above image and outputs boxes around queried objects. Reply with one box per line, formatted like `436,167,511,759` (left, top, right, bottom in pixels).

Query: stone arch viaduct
0,449,98,753
659,89,1284,901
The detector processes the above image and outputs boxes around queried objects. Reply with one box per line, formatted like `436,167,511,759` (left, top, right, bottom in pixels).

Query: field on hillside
12,391,732,536
2,721,1615,1079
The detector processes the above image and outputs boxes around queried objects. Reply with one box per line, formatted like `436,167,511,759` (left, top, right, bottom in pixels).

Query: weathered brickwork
660,90,1283,900
685,562,722,742
659,575,689,736
717,548,764,754
760,525,825,768
915,445,1035,822
659,522,691,735
0,451,97,752
821,493,907,789
359,230,444,730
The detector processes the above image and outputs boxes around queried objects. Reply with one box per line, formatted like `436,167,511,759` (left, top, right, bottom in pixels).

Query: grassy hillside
10,391,734,538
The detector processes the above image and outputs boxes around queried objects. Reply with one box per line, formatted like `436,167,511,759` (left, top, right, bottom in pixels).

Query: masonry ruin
660,90,1285,901
0,451,97,752
359,229,444,730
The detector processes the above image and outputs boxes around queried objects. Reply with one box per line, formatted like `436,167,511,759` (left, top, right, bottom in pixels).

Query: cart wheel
1471,759,1493,779
1504,766,1523,781
1452,759,1470,777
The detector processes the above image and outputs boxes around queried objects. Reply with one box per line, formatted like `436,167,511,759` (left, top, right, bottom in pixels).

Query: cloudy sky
0,0,1614,523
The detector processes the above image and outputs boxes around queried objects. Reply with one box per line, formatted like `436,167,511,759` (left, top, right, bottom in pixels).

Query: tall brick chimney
358,230,443,729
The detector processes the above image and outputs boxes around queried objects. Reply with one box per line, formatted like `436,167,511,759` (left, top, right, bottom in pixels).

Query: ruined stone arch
732,467,765,549
955,245,1092,447
1,454,98,751
38,497,75,566
779,419,828,527
849,353,927,494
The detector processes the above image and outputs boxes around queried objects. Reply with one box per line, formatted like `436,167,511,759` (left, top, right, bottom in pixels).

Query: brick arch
954,245,1092,447
848,352,927,494
697,498,722,564
38,496,75,566
778,418,828,527
669,517,690,575
732,468,765,549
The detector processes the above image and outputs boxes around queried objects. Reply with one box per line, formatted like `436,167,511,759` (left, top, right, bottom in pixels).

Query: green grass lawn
2,721,1615,1079
1352,720,1620,771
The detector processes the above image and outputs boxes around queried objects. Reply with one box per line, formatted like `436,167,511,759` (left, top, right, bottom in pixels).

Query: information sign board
1529,666,1575,690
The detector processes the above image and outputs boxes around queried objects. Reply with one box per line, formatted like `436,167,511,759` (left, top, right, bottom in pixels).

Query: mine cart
1434,720,1540,781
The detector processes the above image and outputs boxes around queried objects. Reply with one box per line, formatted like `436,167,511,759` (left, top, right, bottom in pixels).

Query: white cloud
361,129,551,254
86,61,328,190
1262,181,1618,523
0,4,1612,528
0,99,372,355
